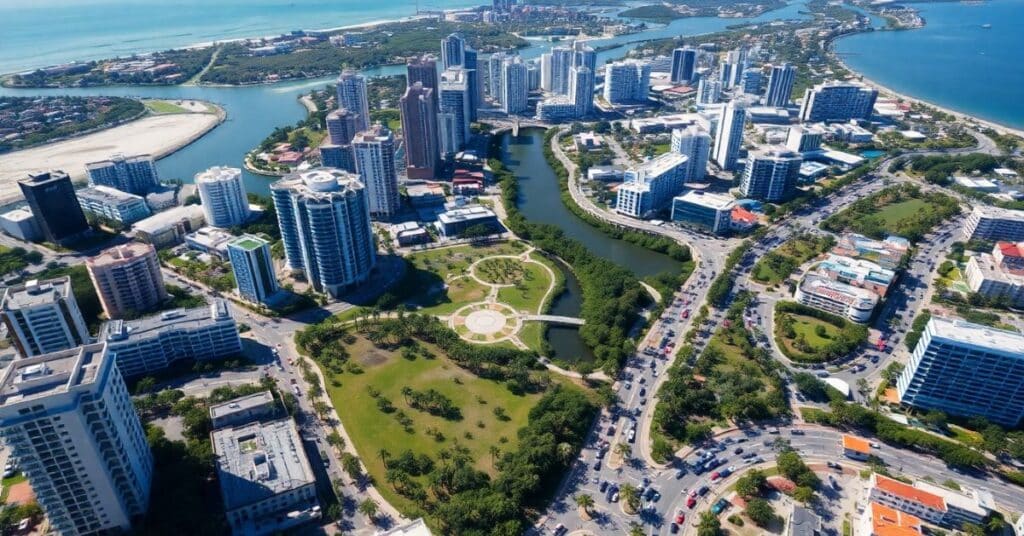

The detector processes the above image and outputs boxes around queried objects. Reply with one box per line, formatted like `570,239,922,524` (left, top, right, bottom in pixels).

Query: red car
710,471,721,482
686,496,697,509
675,511,686,524
681,310,690,319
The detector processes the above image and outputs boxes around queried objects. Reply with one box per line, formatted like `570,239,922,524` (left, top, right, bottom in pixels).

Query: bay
835,0,1024,130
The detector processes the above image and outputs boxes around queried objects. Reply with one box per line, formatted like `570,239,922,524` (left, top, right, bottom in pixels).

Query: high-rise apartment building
764,62,796,107
487,52,508,102
740,149,802,202
963,205,1024,242
400,82,440,179
799,81,878,122
76,185,152,225
352,125,399,219
336,70,371,132
696,77,722,105
549,45,574,95
271,169,376,297
85,153,159,195
670,126,712,182
19,171,90,245
441,33,466,70
740,69,762,95
406,56,439,101
87,242,167,319
99,300,242,378
321,108,360,172
227,234,278,305
670,47,697,84
439,67,471,156
0,343,153,536
603,60,651,104
196,166,250,228
614,153,688,218
539,52,553,92
1,277,89,357
569,66,595,119
501,56,529,115
440,33,479,121
712,99,747,171
897,317,1024,427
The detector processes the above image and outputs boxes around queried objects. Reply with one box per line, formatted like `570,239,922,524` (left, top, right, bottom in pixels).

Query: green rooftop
231,236,267,250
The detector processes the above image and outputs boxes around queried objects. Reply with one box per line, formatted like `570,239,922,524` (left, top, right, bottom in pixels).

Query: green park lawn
752,234,834,285
322,335,556,512
495,261,553,313
782,314,842,352
518,321,545,353
874,199,930,227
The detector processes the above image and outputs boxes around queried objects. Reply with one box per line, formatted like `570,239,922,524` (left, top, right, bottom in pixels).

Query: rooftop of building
437,205,496,224
842,434,871,454
132,204,205,234
631,152,687,180
87,242,157,267
209,391,275,421
100,299,230,343
0,343,108,406
871,473,946,511
85,153,153,169
377,518,433,536
926,315,1024,354
272,168,364,199
228,234,271,252
77,185,146,203
748,147,802,162
789,506,821,536
186,226,235,248
195,166,241,184
1,277,72,309
213,418,316,511
674,190,736,210
836,233,910,253
800,274,879,310
913,479,993,516
819,254,896,282
19,170,69,187
0,208,34,223
868,502,922,536
971,203,1024,220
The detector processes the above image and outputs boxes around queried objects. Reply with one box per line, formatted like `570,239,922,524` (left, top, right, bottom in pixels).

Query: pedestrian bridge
520,314,585,326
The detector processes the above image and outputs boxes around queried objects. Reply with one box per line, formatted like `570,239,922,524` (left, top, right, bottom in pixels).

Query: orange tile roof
842,434,871,454
870,502,922,536
873,474,947,512
731,206,758,224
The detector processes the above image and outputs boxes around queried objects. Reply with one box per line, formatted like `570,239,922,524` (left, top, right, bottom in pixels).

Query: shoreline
0,101,226,205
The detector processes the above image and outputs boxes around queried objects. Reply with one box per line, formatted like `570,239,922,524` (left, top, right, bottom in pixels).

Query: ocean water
0,0,482,74
835,0,1024,130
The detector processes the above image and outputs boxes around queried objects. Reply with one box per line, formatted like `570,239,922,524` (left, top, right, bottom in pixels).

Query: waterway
0,1,813,361
499,128,682,363
835,0,1024,130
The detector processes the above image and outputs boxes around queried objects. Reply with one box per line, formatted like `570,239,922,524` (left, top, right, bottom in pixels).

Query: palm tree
378,448,391,469
614,442,632,459
358,498,378,522
619,484,641,513
489,445,501,464
628,523,645,536
556,442,575,464
400,386,413,405
574,494,594,515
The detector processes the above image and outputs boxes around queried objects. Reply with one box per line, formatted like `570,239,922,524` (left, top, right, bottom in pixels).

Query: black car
670,522,679,533
593,459,601,470
599,480,609,492
734,447,743,455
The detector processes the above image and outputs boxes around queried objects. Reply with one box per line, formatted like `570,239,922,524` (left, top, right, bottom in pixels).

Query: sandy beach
0,103,224,204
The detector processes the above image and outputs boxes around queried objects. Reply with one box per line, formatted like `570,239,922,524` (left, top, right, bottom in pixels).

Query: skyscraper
439,67,471,156
227,234,278,305
539,52,553,92
18,171,89,245
321,108,360,172
670,47,697,84
740,69,763,95
487,52,509,102
441,33,466,69
406,56,439,100
0,343,154,536
696,77,722,105
336,70,371,132
670,126,712,182
720,48,747,89
603,60,651,104
1,276,90,357
571,40,597,73
549,45,574,94
352,125,400,219
799,81,878,123
271,169,376,297
85,153,160,195
195,166,250,228
569,66,594,118
764,62,796,107
87,242,167,319
712,99,747,171
400,82,440,179
740,149,802,202
501,56,529,115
